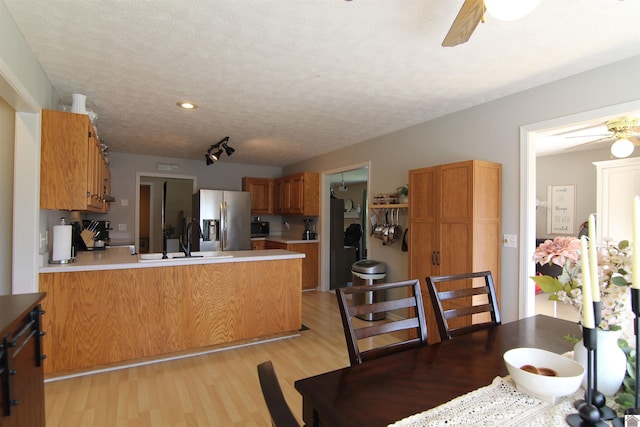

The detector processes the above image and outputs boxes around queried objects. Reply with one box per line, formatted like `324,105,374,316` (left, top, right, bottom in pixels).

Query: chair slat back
426,271,500,341
336,279,428,366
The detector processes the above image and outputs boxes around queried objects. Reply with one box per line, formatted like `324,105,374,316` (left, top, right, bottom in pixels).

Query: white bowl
503,347,584,403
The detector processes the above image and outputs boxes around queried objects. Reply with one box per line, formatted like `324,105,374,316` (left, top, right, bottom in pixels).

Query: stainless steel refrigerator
192,189,252,251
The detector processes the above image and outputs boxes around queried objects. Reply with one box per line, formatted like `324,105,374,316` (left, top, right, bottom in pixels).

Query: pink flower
533,237,581,267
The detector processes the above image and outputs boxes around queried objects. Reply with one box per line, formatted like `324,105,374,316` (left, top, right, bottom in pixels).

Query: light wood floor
44,291,352,427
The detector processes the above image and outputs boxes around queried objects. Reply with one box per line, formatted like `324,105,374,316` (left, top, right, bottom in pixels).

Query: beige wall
0,97,15,295
285,55,640,323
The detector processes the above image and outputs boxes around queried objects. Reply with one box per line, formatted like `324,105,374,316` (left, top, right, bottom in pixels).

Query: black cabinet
0,293,46,427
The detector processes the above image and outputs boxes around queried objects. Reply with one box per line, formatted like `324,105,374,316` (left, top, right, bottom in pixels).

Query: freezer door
193,189,223,251
221,191,252,250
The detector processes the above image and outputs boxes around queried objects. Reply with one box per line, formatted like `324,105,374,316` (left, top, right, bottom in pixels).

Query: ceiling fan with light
442,0,540,47
566,117,640,158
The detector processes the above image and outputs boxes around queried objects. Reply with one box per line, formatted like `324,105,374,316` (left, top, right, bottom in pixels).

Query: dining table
294,314,583,427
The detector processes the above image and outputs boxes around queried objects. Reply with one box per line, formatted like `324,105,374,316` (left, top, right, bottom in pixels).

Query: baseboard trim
45,332,300,382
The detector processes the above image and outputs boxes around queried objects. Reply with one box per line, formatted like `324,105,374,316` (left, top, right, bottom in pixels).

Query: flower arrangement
531,236,633,331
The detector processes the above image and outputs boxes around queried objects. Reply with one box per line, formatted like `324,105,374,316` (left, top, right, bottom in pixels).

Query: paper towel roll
52,224,72,262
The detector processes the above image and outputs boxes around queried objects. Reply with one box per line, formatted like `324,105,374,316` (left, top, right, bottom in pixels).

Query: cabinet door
265,240,288,250
301,172,320,216
40,110,89,210
409,166,440,344
273,179,283,214
288,243,318,290
288,174,305,214
409,166,438,278
86,132,104,211
437,162,472,275
0,304,46,427
595,158,640,244
242,178,274,215
251,240,266,250
102,158,111,212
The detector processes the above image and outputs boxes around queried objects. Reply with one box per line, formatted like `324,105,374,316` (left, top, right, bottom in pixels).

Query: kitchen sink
138,251,233,262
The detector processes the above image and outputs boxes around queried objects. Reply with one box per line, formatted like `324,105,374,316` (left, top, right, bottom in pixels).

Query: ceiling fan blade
442,0,485,47
563,136,613,151
564,133,611,139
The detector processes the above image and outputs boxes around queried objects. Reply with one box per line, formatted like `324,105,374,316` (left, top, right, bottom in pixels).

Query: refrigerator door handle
220,201,227,250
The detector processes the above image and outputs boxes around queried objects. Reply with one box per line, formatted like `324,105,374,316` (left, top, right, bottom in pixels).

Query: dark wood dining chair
426,271,501,341
257,361,300,427
335,279,428,366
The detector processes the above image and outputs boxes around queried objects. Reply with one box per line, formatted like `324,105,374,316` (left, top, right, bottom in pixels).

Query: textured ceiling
5,0,640,167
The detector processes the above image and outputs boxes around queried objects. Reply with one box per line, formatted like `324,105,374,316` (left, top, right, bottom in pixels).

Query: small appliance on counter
251,218,270,237
302,218,317,240
72,220,112,251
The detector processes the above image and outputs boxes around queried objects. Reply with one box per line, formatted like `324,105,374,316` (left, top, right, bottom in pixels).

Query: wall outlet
121,199,128,207
118,223,127,231
503,234,517,248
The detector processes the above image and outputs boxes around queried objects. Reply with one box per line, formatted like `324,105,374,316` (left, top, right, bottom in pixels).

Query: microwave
251,221,269,237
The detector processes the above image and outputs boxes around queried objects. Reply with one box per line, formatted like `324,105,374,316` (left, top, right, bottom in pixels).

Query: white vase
70,93,87,114
573,328,626,396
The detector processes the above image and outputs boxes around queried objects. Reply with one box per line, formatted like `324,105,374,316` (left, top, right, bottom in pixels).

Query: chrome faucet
180,219,202,257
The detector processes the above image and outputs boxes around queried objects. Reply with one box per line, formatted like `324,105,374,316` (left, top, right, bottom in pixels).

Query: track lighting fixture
222,142,235,156
205,136,235,165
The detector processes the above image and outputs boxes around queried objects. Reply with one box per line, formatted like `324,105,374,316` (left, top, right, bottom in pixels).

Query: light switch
121,199,128,207
503,234,517,248
119,224,127,231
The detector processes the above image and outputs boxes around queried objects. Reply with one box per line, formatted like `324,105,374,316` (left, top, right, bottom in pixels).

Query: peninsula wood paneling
39,259,302,374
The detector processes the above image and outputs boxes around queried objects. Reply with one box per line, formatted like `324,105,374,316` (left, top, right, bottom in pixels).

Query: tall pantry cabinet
409,160,502,344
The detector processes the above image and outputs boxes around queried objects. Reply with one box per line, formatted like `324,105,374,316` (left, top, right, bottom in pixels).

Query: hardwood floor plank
44,290,400,426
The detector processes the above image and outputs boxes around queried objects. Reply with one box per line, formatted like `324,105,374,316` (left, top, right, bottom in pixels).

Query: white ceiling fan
564,117,640,158
442,0,540,47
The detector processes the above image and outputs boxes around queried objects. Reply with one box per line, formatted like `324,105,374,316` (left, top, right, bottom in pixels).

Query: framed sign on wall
547,184,576,235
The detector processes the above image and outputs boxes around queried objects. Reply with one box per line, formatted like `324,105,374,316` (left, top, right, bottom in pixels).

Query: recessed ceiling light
177,101,197,110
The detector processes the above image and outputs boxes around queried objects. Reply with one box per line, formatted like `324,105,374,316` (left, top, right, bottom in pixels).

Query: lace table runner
388,376,618,427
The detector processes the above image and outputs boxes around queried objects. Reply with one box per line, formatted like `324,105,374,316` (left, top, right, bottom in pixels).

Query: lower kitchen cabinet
266,240,318,290
39,260,301,374
0,293,46,427
251,239,266,250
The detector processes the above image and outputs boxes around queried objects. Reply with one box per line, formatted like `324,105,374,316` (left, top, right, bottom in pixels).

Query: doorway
520,99,640,319
320,163,370,292
138,184,151,253
135,173,196,254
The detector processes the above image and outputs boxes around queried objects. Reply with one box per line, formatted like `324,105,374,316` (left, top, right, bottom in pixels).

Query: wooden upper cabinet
242,177,274,215
246,172,319,216
40,109,110,212
273,178,283,214
280,172,319,216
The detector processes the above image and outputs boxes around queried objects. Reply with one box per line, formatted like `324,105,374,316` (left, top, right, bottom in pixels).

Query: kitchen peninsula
39,247,304,375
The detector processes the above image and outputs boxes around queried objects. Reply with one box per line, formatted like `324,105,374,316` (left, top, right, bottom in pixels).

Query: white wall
285,55,640,323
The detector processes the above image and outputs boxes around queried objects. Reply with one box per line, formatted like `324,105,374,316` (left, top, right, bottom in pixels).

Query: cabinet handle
431,251,436,265
436,251,441,266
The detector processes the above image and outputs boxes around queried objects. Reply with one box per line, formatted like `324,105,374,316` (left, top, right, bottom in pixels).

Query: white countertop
252,235,319,244
40,246,305,273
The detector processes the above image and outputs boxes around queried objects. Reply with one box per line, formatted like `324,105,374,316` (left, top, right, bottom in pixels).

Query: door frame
519,99,640,318
319,161,371,292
